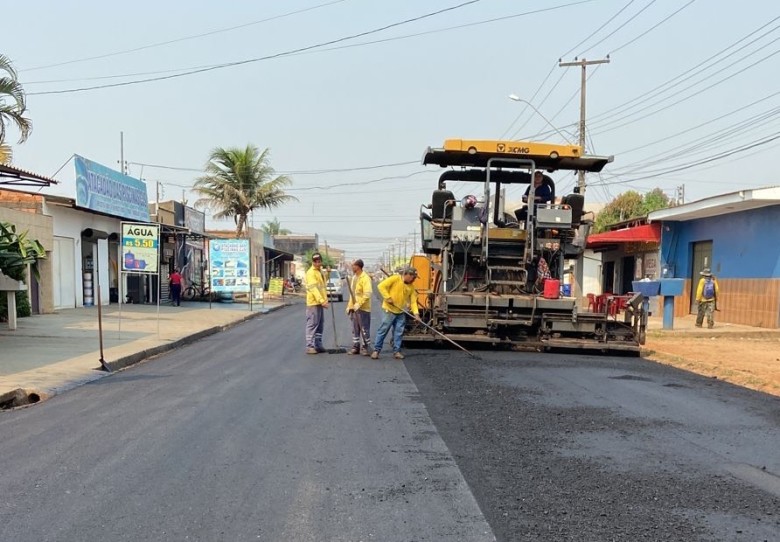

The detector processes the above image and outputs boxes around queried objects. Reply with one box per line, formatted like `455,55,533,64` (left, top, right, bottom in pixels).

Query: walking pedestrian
305,252,329,354
169,267,183,306
371,267,420,360
695,268,719,329
347,259,372,355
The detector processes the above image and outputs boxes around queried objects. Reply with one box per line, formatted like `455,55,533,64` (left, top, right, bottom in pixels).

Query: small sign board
209,239,251,293
121,222,160,274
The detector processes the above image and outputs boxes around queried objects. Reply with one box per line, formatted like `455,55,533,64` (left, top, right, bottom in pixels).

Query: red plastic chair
586,293,597,312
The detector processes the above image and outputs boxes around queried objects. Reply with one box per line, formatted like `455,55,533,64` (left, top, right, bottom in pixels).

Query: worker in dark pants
169,267,183,306
695,268,719,328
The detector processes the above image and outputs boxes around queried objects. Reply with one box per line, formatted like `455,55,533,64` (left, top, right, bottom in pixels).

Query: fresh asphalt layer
406,349,780,541
0,303,494,542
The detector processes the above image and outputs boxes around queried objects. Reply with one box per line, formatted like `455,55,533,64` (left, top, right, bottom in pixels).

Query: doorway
690,241,713,313
602,260,615,294
621,256,635,295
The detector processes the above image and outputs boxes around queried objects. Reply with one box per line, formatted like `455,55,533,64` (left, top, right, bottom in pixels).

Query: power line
612,89,780,155
591,45,780,135
129,159,420,175
27,0,481,96
22,0,349,73
587,17,780,126
26,0,593,90
592,131,780,186
578,0,658,57
608,0,696,55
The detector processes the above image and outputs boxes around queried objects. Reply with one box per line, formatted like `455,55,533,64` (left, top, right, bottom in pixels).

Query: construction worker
347,259,372,355
305,252,329,354
695,268,719,329
371,267,420,360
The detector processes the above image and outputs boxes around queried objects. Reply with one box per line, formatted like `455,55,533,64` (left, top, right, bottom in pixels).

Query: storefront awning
0,164,59,187
587,223,661,247
265,247,294,262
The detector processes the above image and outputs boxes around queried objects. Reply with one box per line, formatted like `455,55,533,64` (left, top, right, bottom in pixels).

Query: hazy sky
5,0,779,261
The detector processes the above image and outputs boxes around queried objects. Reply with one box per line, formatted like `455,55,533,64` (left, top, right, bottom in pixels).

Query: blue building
648,186,780,328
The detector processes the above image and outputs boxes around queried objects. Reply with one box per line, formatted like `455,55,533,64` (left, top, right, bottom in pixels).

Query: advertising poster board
121,222,160,274
209,239,251,293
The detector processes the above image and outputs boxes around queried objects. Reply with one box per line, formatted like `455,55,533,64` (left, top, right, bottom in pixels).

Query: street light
507,94,574,145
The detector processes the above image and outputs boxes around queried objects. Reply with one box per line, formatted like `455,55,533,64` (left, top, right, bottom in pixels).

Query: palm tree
0,55,32,151
194,145,297,238
261,217,291,236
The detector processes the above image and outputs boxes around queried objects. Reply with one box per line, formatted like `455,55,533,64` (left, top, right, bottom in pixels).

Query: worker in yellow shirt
371,267,420,360
305,252,329,354
346,259,373,355
695,267,720,329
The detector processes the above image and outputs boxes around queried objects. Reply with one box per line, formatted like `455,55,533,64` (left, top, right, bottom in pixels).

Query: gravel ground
405,350,780,541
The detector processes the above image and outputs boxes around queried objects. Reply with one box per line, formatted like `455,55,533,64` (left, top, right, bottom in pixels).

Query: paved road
0,304,494,542
3,302,779,541
406,350,780,541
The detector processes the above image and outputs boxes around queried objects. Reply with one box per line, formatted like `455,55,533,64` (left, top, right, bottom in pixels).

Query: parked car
326,269,344,302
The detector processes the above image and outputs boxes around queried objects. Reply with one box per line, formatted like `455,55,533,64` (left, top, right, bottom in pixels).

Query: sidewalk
0,297,298,407
647,313,780,338
643,314,780,397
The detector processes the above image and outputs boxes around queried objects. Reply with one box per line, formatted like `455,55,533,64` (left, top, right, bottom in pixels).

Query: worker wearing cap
695,268,720,329
305,252,329,354
347,259,372,355
371,267,420,360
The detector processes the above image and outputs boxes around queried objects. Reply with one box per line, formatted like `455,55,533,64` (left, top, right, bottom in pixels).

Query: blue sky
4,0,779,261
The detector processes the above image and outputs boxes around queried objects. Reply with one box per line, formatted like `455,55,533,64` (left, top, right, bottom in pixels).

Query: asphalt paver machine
406,139,645,353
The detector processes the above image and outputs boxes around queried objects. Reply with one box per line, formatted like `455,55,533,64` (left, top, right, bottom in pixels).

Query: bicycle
182,281,212,301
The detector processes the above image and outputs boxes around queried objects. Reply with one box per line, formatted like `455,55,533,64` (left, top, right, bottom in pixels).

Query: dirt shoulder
643,332,780,397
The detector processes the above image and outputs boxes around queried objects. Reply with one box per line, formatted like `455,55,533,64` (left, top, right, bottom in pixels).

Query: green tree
593,189,671,233
0,55,32,158
303,248,336,270
0,221,45,281
641,187,672,215
261,217,291,236
194,145,296,238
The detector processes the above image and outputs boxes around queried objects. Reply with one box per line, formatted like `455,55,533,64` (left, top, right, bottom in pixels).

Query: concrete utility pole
119,131,127,175
558,57,610,195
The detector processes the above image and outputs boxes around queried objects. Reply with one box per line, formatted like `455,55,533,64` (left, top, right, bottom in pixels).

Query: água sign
121,222,160,274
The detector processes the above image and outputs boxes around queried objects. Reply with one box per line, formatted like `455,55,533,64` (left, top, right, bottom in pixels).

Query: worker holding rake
346,259,372,356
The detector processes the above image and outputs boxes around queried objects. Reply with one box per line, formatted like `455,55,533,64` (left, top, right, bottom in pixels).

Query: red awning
587,223,661,247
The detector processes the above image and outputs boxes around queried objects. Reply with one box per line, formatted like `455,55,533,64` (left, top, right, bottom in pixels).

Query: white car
326,270,344,302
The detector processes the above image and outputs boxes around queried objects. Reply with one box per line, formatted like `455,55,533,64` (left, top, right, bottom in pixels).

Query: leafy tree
0,55,32,152
261,217,291,236
303,248,336,270
641,187,672,215
593,189,671,233
194,145,297,238
0,221,45,281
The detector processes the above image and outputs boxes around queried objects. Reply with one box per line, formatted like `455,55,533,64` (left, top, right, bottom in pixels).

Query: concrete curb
105,303,290,372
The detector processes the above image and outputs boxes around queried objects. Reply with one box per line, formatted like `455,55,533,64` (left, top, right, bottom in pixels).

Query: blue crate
631,280,661,297
659,278,685,296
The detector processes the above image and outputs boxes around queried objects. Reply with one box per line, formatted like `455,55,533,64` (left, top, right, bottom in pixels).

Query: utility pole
403,238,408,264
558,57,610,195
119,131,127,175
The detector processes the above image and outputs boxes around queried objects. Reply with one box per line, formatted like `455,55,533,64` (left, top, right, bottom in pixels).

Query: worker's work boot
393,352,405,360
348,346,360,355
370,351,379,360
360,348,370,356
315,346,326,353
306,347,318,355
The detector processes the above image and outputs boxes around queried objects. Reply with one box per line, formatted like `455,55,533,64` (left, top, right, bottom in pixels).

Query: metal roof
648,186,780,222
0,164,59,187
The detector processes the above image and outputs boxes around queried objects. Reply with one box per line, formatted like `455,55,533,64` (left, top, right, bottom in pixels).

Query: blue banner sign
74,155,150,221
209,239,251,293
